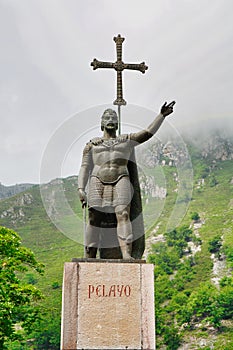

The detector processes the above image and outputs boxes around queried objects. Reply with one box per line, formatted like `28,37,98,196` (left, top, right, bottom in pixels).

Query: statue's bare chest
92,140,132,162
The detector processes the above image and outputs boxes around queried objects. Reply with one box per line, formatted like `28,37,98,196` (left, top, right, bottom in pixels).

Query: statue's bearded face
101,109,118,131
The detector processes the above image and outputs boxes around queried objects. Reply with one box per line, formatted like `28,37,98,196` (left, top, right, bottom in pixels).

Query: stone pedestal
61,259,155,350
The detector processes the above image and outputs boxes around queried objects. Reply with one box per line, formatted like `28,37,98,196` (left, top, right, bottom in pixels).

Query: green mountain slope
0,178,84,348
143,134,233,349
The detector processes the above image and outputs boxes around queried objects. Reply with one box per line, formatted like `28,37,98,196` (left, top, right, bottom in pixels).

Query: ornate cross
91,34,148,106
90,34,148,134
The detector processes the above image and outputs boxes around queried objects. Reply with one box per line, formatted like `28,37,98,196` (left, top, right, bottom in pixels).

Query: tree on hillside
0,226,44,349
191,212,200,221
208,235,222,254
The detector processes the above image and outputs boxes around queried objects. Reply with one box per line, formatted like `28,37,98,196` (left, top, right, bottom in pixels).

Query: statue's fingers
168,101,176,107
162,101,167,108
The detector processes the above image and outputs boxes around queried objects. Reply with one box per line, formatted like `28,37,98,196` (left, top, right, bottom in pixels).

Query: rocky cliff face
137,131,233,169
137,137,192,169
0,193,34,225
135,132,233,199
200,133,233,161
0,183,34,200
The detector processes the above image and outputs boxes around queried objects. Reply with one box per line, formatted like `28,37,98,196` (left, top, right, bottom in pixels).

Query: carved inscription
88,284,131,298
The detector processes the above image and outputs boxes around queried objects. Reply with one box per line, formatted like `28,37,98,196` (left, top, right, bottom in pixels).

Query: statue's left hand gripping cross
90,34,148,107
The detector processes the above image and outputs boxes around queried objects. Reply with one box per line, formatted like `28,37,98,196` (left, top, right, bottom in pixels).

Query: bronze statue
78,101,175,259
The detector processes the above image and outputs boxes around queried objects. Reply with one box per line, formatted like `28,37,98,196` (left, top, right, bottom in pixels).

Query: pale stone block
61,260,155,350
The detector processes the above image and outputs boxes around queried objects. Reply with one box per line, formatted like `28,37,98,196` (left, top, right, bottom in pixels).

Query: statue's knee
126,233,133,243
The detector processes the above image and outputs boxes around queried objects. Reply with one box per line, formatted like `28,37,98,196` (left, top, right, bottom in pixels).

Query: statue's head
101,109,118,131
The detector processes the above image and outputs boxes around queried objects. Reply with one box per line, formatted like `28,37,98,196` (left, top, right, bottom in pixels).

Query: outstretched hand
161,101,176,117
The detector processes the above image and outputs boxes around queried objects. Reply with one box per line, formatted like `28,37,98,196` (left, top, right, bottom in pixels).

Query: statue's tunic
88,175,132,209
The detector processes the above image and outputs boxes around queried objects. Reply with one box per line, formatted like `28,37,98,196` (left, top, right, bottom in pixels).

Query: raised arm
78,142,93,208
130,101,175,144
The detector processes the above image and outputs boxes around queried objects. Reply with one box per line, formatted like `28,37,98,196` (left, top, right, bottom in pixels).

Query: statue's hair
101,109,118,131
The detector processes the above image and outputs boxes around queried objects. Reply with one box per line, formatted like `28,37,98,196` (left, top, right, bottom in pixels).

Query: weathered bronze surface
90,34,148,106
78,102,175,260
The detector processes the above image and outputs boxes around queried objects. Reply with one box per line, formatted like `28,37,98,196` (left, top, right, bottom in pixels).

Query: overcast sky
1,0,233,185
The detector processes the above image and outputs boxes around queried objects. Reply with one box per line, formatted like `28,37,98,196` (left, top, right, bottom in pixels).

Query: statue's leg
85,207,102,258
115,204,134,260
